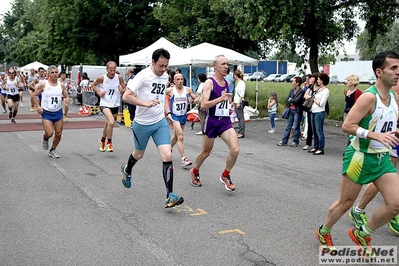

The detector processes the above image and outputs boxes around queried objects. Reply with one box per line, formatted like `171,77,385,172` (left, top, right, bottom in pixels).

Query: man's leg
316,174,362,253
189,135,215,187
219,127,240,191
366,173,399,231
51,119,63,150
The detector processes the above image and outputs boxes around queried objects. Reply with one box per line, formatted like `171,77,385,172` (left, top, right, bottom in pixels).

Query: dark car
248,71,266,81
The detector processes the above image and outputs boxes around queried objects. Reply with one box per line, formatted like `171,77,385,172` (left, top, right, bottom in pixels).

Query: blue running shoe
121,163,132,188
165,192,184,208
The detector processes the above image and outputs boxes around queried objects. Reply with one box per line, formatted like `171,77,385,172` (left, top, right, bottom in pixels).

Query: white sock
355,206,365,213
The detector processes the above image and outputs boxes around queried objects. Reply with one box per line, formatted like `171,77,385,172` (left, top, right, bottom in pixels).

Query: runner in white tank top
32,65,69,159
91,61,126,152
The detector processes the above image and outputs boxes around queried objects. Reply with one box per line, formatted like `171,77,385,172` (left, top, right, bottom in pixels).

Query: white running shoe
49,150,60,159
181,157,192,168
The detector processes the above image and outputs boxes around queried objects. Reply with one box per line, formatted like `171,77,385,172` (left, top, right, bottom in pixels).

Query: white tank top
5,77,20,95
171,87,188,116
41,80,63,112
99,74,121,108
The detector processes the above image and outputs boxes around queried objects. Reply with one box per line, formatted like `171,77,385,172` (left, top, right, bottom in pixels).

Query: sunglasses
9,72,15,74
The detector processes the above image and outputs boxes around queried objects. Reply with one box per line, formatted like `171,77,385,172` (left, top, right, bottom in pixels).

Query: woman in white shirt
233,70,246,138
310,73,330,155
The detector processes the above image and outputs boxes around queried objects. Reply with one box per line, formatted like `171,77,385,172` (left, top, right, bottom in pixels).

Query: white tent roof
20,61,49,72
175,42,258,66
119,38,258,67
119,37,185,66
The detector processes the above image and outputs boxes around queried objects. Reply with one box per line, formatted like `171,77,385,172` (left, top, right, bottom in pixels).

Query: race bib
105,89,116,101
215,100,230,117
47,96,61,110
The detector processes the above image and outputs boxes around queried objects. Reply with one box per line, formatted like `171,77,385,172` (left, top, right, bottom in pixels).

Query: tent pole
255,65,258,110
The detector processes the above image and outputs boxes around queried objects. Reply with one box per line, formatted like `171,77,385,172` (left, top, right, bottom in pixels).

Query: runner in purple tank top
189,55,239,191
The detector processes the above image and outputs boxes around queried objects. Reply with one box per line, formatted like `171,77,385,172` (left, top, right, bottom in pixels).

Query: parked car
368,76,376,85
243,73,251,81
290,75,306,83
248,71,266,81
264,74,281,82
275,73,296,82
330,75,338,84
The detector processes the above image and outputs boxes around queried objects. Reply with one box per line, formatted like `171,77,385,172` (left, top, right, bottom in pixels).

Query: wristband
356,127,369,139
167,112,172,115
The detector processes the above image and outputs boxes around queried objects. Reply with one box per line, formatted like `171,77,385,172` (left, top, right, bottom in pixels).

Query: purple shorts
203,116,232,138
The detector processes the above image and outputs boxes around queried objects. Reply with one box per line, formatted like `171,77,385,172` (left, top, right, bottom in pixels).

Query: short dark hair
198,73,207,82
60,70,66,75
318,73,330,86
153,48,170,63
294,76,302,86
372,50,399,76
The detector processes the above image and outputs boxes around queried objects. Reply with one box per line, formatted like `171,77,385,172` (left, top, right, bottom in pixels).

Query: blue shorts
171,114,187,126
132,118,170,150
203,116,232,138
41,109,63,123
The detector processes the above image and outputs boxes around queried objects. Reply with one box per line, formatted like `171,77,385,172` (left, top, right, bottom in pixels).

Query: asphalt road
1,97,398,266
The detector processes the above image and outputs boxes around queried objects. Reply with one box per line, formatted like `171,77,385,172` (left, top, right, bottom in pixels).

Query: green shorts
342,145,397,184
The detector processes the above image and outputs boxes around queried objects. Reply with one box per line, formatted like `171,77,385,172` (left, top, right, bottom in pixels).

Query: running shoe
348,228,375,259
315,226,336,254
106,143,113,152
121,163,132,188
189,168,202,187
98,139,105,152
63,115,68,121
182,157,192,168
388,215,399,235
220,175,235,191
42,136,49,150
349,206,368,229
19,102,23,106
165,192,184,208
11,118,15,124
268,128,275,133
2,110,7,114
48,150,60,159
30,107,35,112
302,145,311,150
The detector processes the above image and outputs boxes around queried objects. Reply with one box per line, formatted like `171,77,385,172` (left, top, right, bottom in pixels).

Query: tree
153,0,259,58
357,21,399,60
0,0,166,66
224,0,399,73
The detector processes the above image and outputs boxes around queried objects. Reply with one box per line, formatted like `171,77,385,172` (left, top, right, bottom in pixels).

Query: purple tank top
207,77,229,118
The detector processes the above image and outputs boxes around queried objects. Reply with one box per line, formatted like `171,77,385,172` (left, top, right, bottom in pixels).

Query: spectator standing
309,73,330,155
195,73,207,135
302,74,318,150
267,92,278,133
277,77,304,147
343,75,362,145
125,66,136,124
233,70,246,138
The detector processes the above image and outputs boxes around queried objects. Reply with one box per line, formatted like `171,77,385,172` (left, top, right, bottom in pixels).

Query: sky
0,0,359,55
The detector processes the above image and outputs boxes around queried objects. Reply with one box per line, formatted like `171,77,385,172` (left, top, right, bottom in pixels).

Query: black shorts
7,94,20,102
100,106,119,115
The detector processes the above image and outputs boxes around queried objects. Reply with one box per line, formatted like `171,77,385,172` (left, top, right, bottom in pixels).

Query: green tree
225,0,398,73
153,0,259,58
357,21,399,60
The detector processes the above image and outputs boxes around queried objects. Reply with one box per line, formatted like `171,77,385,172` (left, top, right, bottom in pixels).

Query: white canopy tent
20,61,49,72
174,42,258,67
119,37,185,66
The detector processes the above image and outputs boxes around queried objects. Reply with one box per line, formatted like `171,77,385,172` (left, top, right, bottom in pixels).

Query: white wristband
356,127,369,139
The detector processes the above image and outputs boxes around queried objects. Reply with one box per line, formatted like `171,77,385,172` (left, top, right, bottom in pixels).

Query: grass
244,81,370,121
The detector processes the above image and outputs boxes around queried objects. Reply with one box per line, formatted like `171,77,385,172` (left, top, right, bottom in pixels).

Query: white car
243,73,251,81
264,74,281,82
